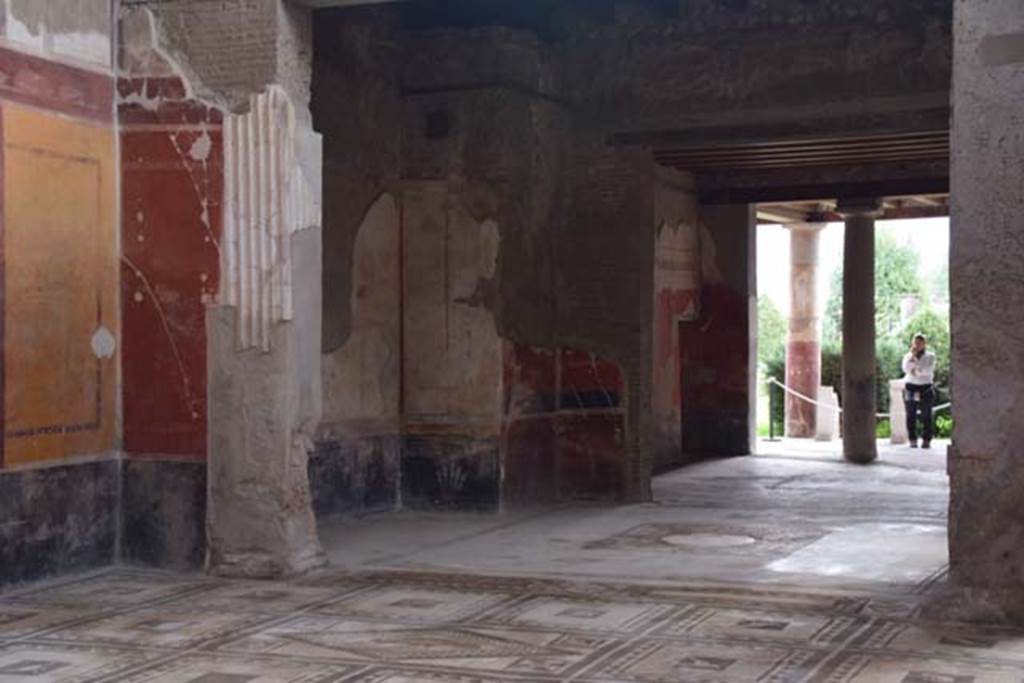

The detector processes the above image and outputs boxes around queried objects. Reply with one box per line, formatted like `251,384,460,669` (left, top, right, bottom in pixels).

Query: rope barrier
767,377,951,419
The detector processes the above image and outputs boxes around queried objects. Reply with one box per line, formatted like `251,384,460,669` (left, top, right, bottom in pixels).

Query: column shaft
785,223,824,437
839,202,880,464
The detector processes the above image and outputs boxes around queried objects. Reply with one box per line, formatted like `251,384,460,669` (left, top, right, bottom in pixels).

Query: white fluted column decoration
207,84,326,578
222,86,321,351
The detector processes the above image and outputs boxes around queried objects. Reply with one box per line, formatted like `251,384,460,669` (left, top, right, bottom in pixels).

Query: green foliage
757,296,787,369
875,234,925,336
928,261,950,306
763,355,786,436
823,267,843,347
820,341,842,398
935,413,953,439
823,233,925,345
876,418,891,439
875,336,906,414
819,338,902,414
758,296,788,437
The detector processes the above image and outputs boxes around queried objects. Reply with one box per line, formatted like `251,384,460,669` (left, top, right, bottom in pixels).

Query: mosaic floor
4,442,1022,682
3,565,1024,682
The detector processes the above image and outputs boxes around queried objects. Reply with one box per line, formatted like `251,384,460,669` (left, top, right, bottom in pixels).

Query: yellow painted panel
4,105,117,466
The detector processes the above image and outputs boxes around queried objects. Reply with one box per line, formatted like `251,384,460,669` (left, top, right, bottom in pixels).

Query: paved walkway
3,440,1019,682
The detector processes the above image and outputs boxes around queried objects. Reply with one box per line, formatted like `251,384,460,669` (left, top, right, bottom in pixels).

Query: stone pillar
942,0,1024,622
207,87,325,578
784,222,825,437
680,204,757,456
120,0,325,576
837,198,881,464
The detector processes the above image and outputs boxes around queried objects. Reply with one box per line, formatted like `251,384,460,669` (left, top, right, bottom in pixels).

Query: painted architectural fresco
118,34,223,459
3,104,118,467
402,183,502,425
652,219,700,468
398,184,504,509
314,193,402,516
502,343,628,504
322,193,401,427
0,7,118,467
320,183,631,507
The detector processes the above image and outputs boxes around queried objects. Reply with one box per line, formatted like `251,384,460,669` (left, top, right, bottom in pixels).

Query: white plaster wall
3,0,112,69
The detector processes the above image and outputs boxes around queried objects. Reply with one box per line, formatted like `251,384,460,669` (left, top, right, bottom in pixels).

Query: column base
842,449,878,465
207,547,326,580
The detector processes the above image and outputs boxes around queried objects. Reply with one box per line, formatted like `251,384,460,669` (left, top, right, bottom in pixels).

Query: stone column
942,0,1024,622
207,88,325,578
784,222,825,437
837,198,882,464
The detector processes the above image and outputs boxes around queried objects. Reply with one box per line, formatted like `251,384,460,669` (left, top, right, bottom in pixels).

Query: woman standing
902,333,936,449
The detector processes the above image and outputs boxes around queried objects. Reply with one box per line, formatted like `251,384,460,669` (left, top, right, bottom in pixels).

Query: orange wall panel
3,104,118,466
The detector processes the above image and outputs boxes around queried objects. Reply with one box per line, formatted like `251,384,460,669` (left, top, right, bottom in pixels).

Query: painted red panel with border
120,80,222,458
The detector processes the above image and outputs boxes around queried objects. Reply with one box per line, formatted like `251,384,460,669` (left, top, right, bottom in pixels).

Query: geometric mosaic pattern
3,567,1024,682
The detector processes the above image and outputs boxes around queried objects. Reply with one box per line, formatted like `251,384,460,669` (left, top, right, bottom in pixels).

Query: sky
757,217,950,318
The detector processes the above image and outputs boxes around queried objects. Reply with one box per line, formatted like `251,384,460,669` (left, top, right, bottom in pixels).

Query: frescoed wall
652,171,701,472
315,193,401,517
400,184,504,511
0,0,123,585
3,104,118,467
0,0,119,468
113,6,226,569
679,206,757,459
502,343,628,505
119,76,223,459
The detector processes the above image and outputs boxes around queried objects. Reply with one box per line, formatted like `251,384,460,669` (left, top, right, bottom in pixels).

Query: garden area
758,231,951,439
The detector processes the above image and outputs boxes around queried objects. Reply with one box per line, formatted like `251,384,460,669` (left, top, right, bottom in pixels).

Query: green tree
823,233,925,344
927,261,950,307
757,295,786,370
875,234,925,335
823,267,843,346
757,296,787,435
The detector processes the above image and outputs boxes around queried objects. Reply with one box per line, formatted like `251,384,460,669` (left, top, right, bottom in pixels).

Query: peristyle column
837,198,882,464
785,222,825,437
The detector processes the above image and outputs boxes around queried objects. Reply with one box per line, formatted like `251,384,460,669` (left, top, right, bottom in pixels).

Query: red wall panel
120,78,222,458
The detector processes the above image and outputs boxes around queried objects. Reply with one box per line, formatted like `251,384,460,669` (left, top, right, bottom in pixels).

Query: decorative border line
0,46,114,124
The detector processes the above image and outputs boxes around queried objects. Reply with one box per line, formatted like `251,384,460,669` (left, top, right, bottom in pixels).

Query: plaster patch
91,325,116,359
51,30,111,67
10,0,108,36
480,219,500,279
979,33,1024,67
4,7,43,51
189,131,212,161
119,87,162,113
7,0,111,67
119,7,195,97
